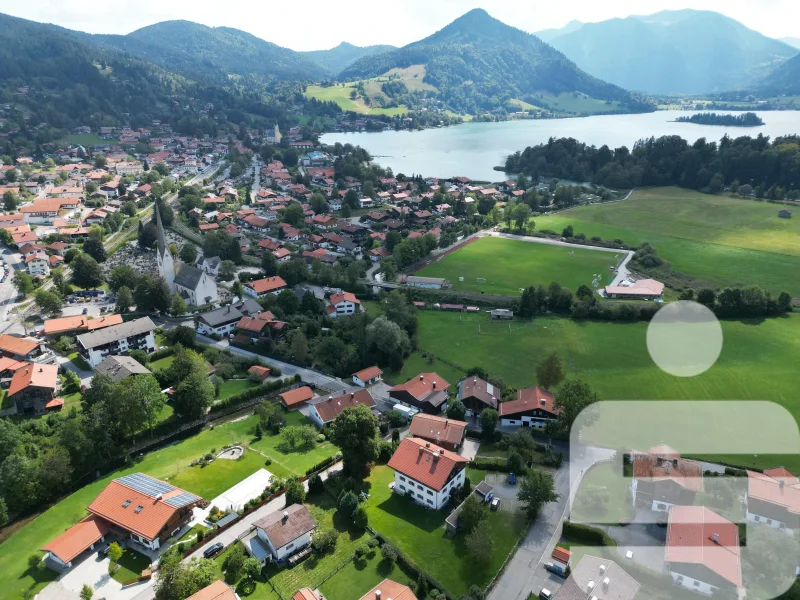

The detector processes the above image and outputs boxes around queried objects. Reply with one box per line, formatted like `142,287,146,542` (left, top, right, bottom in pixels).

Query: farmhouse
308,388,376,427
76,317,157,368
42,473,201,568
388,437,468,510
665,506,742,596
745,467,800,530
93,355,152,383
279,386,314,409
498,386,559,428
632,445,704,513
409,414,467,452
352,365,382,387
7,363,59,415
457,376,499,418
604,278,665,300
246,504,317,565
553,555,640,600
389,372,450,414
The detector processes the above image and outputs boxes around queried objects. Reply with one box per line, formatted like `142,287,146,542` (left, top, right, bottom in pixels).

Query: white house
245,276,287,298
201,256,222,276
25,255,50,276
246,504,317,565
352,366,383,387
387,437,469,510
327,291,361,318
76,317,157,368
745,467,800,531
196,305,244,336
498,386,559,428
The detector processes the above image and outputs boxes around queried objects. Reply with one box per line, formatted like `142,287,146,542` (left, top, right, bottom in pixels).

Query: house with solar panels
41,473,201,569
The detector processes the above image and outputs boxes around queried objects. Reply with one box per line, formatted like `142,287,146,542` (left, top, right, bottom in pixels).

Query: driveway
459,439,480,460
53,543,154,600
481,471,523,513
55,353,94,388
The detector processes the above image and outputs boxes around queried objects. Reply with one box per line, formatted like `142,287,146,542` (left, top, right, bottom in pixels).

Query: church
156,206,218,307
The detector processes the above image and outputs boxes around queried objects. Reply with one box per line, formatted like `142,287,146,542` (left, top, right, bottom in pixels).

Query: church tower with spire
155,203,176,291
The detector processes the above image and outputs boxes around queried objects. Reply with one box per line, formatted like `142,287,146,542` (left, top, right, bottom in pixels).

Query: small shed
778,209,792,219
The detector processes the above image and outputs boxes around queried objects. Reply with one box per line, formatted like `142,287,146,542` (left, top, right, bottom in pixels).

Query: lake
321,110,800,182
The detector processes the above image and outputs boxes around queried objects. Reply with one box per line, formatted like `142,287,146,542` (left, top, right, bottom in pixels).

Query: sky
1,0,798,51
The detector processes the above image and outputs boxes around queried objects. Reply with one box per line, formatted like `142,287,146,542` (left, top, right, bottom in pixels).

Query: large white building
388,437,468,510
156,207,217,307
76,317,157,368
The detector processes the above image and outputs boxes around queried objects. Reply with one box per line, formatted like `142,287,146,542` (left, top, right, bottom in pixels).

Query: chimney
351,392,355,399
39,367,43,372
540,398,546,405
603,577,610,590
282,511,289,521
426,442,430,448
780,479,785,489
599,565,606,574
419,375,424,381
713,533,720,544
328,396,333,402
375,591,381,600
432,381,437,389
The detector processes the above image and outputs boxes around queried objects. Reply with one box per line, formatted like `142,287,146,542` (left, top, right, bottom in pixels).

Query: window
693,581,700,587
676,577,684,584
417,484,423,490
286,543,294,551
427,490,433,496
767,519,773,525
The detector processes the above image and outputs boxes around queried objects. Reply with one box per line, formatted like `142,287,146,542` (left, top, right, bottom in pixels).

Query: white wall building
388,437,468,510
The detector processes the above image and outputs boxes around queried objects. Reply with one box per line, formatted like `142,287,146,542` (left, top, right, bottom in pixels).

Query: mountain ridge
303,42,397,74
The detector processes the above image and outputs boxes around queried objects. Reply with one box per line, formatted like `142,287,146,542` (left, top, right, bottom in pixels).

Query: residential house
409,414,467,452
42,473,201,568
196,305,245,336
76,317,157,368
388,437,468,510
457,376,499,418
665,506,742,596
0,334,45,362
186,580,238,600
308,388,376,428
42,314,122,338
20,198,76,224
553,556,640,600
352,366,382,387
632,445,704,513
336,237,361,256
499,386,559,428
25,254,50,277
272,247,292,263
93,355,152,383
246,504,317,565
745,467,800,530
327,291,361,318
245,276,287,298
369,247,390,262
359,580,417,600
7,363,59,415
201,256,222,276
279,386,314,410
389,373,450,414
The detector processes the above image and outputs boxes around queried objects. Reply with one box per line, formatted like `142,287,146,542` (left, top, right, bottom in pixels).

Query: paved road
487,444,615,600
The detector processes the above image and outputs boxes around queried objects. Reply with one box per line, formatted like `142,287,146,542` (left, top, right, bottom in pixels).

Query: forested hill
504,135,800,196
303,42,397,74
752,53,800,96
79,20,328,85
339,8,653,115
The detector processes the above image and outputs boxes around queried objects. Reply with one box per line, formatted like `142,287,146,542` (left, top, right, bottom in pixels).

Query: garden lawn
363,465,527,597
572,462,635,524
0,414,277,600
149,355,175,371
67,352,91,371
416,237,619,295
265,492,369,598
319,552,425,600
110,548,151,583
217,379,260,400
383,351,465,388
212,545,282,600
535,187,800,295
177,524,211,543
412,310,800,472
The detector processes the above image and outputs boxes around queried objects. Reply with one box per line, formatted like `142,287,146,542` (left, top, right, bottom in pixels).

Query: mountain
544,9,797,94
779,37,800,50
80,20,328,84
340,9,651,116
753,53,800,95
303,42,396,74
534,20,584,43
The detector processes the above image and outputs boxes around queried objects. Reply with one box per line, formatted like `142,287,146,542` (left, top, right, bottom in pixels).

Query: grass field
60,133,104,147
361,465,527,597
320,551,427,600
149,355,175,371
535,187,800,294
305,84,409,116
110,548,151,583
216,379,260,400
571,462,635,524
66,352,91,371
410,309,800,471
0,411,335,600
416,237,620,294
537,92,623,115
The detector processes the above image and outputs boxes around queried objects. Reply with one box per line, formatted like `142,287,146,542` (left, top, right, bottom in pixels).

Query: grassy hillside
535,187,800,295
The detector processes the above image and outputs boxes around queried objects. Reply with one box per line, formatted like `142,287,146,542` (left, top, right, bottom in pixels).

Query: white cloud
0,0,797,51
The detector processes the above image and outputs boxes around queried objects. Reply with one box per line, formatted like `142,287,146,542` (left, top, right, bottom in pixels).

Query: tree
536,351,565,390
71,253,104,289
479,408,499,440
80,584,93,600
170,293,187,316
457,493,488,534
154,553,216,600
366,316,410,370
12,270,33,297
313,530,338,553
123,374,164,435
417,575,429,599
339,490,359,516
34,289,62,314
554,379,598,432
465,519,494,564
82,237,107,262
308,473,325,495
108,542,123,563
380,258,397,281
223,542,246,581
116,285,133,313
281,203,305,225
517,469,559,518
109,265,138,292
277,258,307,287
174,370,214,419
243,557,261,580
341,204,352,218
218,260,236,281
27,553,41,572
330,404,379,478
0,497,7,527
380,543,398,564
385,231,402,252
697,288,716,308
289,330,309,365
261,251,278,276
512,202,532,232
138,221,158,249
447,400,467,421
166,325,196,348
3,190,18,211
353,506,369,529
507,450,525,473
285,478,306,505
277,289,300,314
179,243,198,263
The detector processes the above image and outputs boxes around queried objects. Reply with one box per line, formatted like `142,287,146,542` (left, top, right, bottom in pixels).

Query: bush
387,410,407,428
379,421,389,435
338,491,359,517
377,440,394,462
308,473,325,495
562,521,617,546
353,506,369,529
316,433,326,443
367,537,380,549
354,545,366,558
380,543,398,564
305,454,339,476
313,530,338,554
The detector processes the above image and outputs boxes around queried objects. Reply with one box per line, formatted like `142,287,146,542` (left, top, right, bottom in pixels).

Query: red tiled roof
390,373,450,402
552,546,572,564
409,414,467,446
313,389,375,424
248,365,271,380
186,580,238,600
43,314,122,336
498,386,557,417
247,276,287,295
665,506,742,588
387,437,468,491
237,316,268,333
45,397,65,410
280,386,314,407
8,363,57,397
41,515,110,564
353,366,382,382
330,291,359,305
747,468,800,516
292,589,321,600
359,580,417,600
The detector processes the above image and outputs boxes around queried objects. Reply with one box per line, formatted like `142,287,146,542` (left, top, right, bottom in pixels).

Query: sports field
416,237,621,295
410,309,800,471
535,187,800,295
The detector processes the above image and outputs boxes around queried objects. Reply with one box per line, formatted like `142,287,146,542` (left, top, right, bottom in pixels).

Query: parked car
508,472,517,485
484,492,494,504
490,497,501,511
98,545,110,558
82,308,88,315
203,542,224,558
539,588,553,600
544,562,567,577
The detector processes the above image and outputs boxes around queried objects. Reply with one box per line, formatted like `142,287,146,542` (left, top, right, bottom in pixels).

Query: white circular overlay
646,300,723,377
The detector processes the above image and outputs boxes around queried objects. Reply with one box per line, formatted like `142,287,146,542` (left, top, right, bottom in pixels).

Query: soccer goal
477,277,486,284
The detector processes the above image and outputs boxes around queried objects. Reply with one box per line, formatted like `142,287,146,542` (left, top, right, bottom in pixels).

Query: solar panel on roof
163,491,201,508
117,473,175,498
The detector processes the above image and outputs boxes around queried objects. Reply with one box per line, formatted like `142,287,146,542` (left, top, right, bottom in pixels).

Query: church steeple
155,201,176,290
156,200,167,257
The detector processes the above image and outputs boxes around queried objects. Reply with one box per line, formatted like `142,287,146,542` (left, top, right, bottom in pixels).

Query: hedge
305,454,342,476
147,346,176,363
209,377,298,412
562,521,617,547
